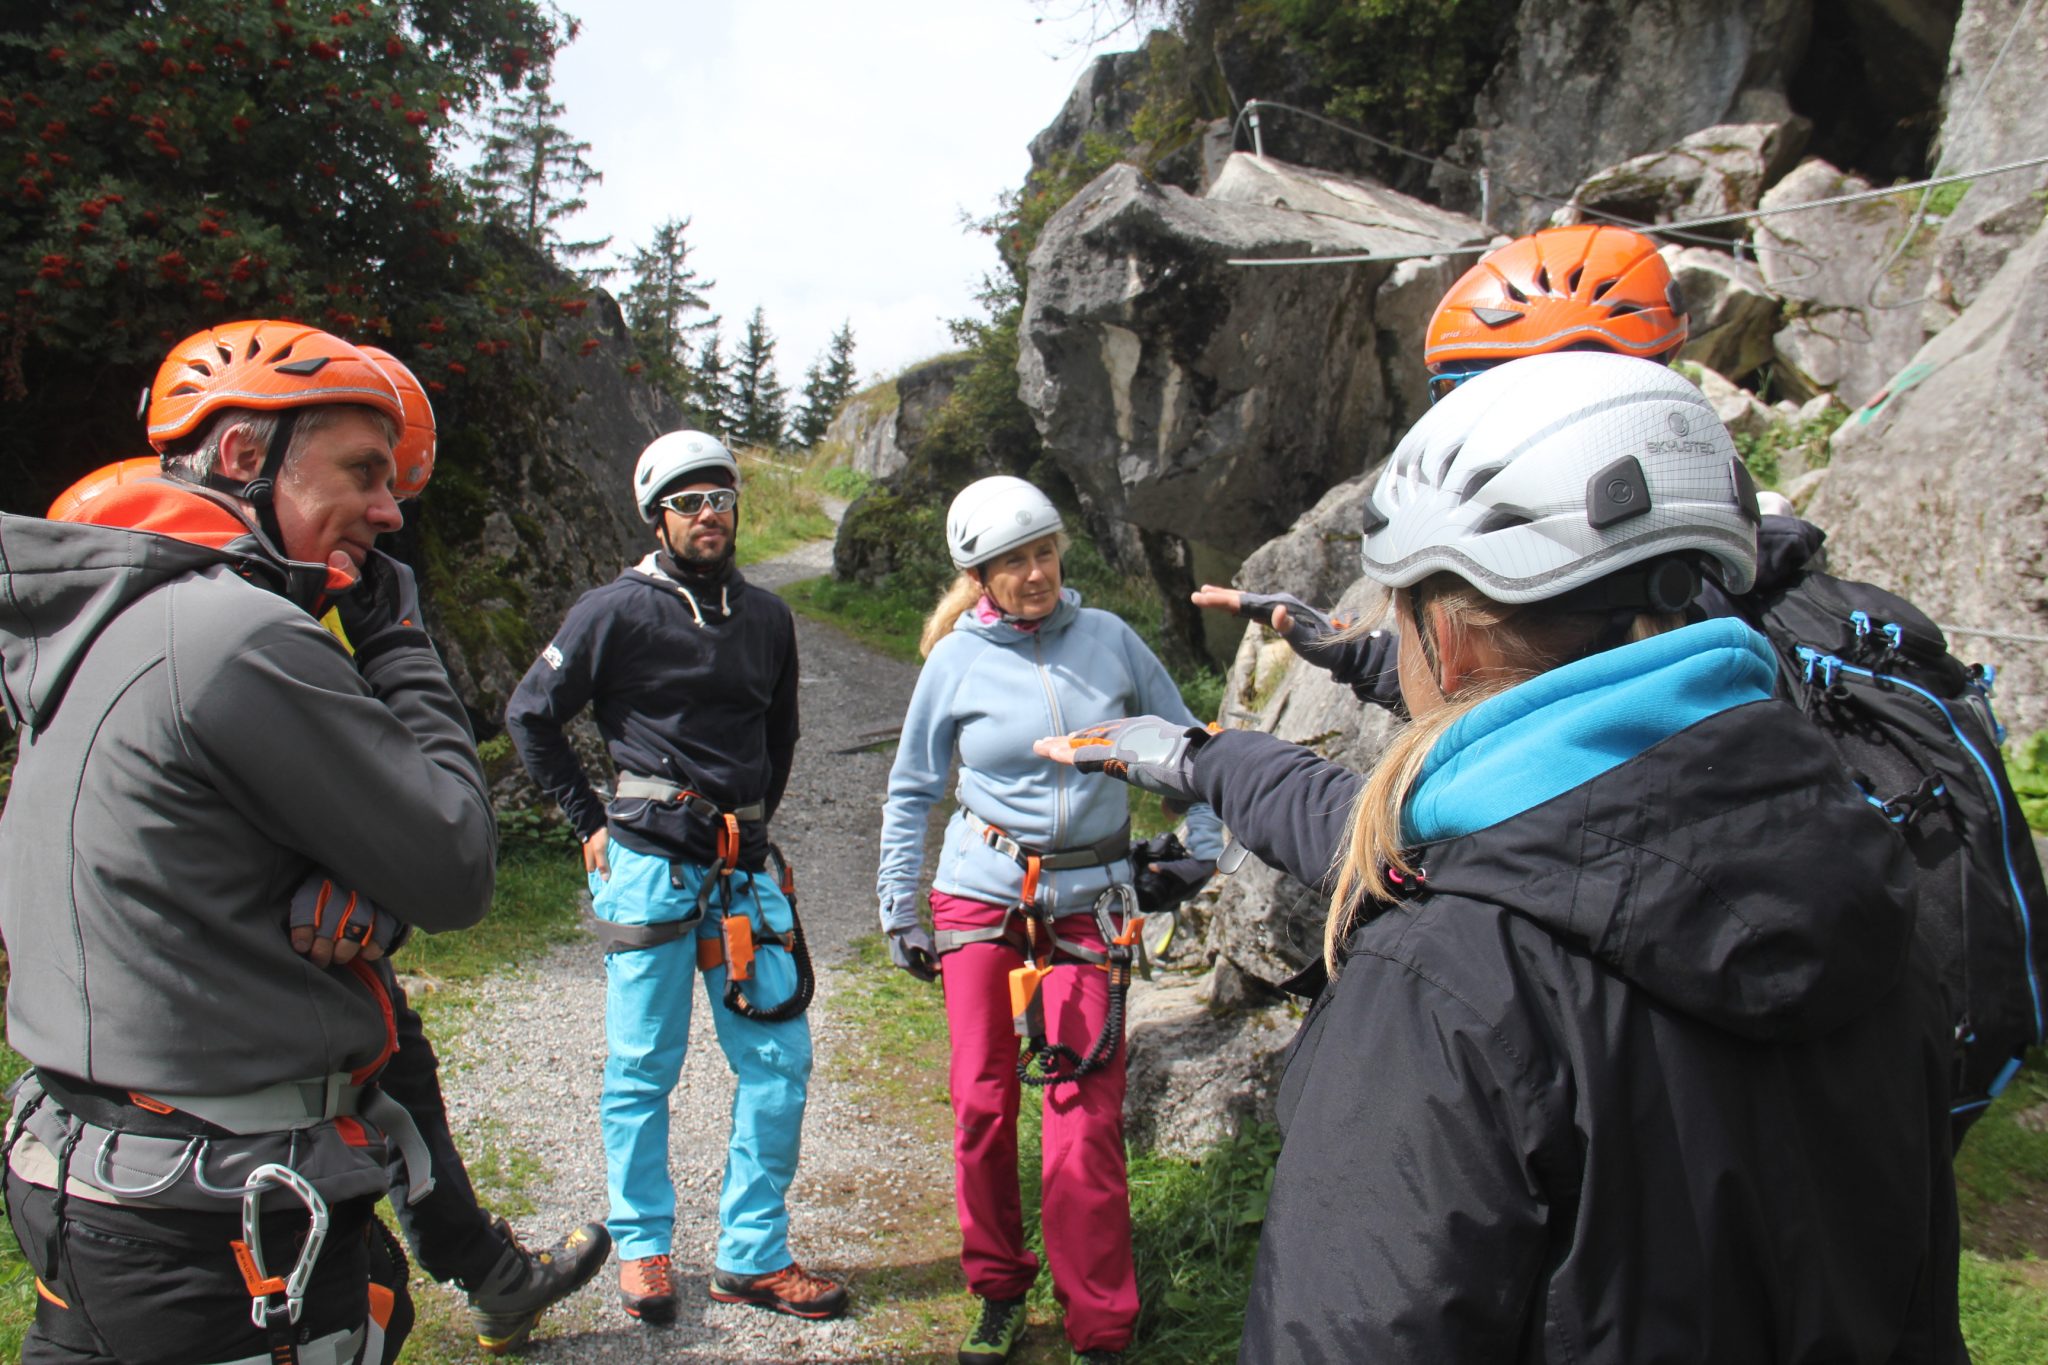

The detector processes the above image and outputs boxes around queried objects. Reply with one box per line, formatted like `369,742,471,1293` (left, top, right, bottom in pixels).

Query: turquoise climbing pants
591,840,812,1273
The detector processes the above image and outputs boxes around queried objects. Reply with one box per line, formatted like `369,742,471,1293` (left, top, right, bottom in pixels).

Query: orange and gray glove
1066,715,1213,806
290,869,409,966
887,925,940,983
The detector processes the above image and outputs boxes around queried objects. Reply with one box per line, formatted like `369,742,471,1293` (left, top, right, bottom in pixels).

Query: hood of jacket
1394,617,1916,1042
953,586,1082,646
0,482,288,729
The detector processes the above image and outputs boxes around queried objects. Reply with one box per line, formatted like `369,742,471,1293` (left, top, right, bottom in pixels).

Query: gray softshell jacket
0,509,494,1095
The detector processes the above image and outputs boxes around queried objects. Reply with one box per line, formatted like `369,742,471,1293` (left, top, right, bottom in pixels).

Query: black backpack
1750,569,2048,1140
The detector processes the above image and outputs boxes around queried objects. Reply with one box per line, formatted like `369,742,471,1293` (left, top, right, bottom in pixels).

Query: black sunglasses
659,488,738,517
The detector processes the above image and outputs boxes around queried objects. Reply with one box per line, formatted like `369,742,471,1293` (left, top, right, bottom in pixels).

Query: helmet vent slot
1534,267,1551,294
1458,465,1505,503
188,361,213,377
1504,281,1529,304
1591,278,1617,301
1475,508,1534,535
1567,266,1584,294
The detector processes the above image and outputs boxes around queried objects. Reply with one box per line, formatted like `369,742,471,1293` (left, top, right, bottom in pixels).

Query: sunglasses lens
663,489,736,515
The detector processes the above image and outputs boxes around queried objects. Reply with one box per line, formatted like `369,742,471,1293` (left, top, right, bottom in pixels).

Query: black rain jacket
1194,703,1964,1363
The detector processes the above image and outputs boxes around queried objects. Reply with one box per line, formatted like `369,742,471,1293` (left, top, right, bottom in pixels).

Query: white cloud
547,0,1127,391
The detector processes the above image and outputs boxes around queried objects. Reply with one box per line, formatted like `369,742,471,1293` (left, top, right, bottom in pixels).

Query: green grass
1733,406,1850,489
1960,1252,2048,1363
733,450,836,566
779,573,931,664
2005,729,2048,833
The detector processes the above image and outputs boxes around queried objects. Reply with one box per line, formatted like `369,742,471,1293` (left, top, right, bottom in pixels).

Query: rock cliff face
1017,154,1484,644
418,289,683,731
1002,0,2048,1149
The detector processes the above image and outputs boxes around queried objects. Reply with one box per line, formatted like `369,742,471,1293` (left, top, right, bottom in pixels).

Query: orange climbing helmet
46,456,166,522
357,344,436,497
1424,225,1688,377
145,319,404,452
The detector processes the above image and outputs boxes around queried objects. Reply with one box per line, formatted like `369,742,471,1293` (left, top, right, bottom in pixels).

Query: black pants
6,1170,410,1364
381,979,509,1288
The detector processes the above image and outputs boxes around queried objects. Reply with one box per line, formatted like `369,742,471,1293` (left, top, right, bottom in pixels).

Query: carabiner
231,1163,330,1329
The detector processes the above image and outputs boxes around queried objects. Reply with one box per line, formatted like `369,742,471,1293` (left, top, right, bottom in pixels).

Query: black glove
1066,715,1211,805
1235,590,1334,640
1131,833,1217,914
335,549,431,665
888,926,940,983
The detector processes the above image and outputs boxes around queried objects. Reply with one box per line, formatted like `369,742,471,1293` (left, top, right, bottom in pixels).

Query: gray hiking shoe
467,1218,611,1354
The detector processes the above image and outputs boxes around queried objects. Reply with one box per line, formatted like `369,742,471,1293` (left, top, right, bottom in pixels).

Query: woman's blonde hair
920,573,985,658
917,532,1070,658
1323,572,1681,970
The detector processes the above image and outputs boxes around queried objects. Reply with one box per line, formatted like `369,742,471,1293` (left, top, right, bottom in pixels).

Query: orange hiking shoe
709,1261,849,1320
619,1254,677,1324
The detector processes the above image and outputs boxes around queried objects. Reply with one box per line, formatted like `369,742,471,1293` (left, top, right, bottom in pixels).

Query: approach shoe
708,1261,850,1320
619,1254,678,1325
959,1293,1027,1363
468,1217,612,1355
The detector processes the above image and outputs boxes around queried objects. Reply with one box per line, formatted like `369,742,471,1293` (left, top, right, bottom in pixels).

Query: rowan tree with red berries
0,0,583,511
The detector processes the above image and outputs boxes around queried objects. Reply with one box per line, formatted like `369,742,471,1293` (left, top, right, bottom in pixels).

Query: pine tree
792,320,858,448
469,86,609,278
731,306,788,449
621,217,715,404
689,328,734,437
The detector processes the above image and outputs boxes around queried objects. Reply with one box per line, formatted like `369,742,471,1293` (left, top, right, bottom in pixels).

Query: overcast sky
543,1,1131,391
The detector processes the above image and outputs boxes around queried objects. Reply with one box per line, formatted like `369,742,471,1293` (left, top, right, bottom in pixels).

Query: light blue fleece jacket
876,589,1225,928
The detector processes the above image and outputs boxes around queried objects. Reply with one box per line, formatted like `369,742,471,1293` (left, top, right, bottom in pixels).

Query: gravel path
428,533,947,1362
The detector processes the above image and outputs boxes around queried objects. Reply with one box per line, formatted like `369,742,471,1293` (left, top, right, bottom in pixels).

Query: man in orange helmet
0,320,495,1365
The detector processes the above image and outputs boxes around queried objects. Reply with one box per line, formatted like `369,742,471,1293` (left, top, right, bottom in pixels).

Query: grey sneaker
467,1218,611,1354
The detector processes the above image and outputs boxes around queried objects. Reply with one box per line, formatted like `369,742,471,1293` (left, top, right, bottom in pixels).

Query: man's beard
664,523,735,574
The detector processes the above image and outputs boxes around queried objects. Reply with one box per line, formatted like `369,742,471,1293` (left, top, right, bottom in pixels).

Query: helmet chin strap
192,409,300,558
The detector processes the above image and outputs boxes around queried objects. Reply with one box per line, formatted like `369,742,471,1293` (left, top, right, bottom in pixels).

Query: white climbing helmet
1360,351,1759,605
633,430,739,521
946,475,1064,570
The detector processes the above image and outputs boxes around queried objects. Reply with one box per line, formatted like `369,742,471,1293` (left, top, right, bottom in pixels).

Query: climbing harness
1013,883,1146,1090
591,780,815,1023
933,812,1147,1089
697,829,815,1024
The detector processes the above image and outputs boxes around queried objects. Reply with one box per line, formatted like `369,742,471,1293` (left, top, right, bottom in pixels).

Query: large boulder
1668,245,1783,380
1807,217,2048,736
1017,153,1486,613
1757,158,1935,406
1029,48,1152,174
1121,972,1295,1155
1436,0,1814,233
1203,574,1402,990
1929,0,2048,311
1559,120,1810,237
819,356,974,482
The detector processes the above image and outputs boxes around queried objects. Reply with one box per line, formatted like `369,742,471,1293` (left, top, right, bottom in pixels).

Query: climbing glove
1234,589,1353,662
888,925,940,982
1063,715,1212,806
1132,833,1217,914
290,869,408,966
335,549,432,666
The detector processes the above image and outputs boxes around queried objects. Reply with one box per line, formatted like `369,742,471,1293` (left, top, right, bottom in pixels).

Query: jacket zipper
1034,634,1068,846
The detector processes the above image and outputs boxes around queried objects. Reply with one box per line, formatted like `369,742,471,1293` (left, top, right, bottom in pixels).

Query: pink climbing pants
930,890,1137,1353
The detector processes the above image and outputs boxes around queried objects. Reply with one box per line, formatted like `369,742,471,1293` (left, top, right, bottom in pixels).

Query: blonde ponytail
1322,576,1682,971
919,573,984,658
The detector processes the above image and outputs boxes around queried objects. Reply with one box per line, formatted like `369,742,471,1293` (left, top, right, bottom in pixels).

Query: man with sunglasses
506,430,847,1328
